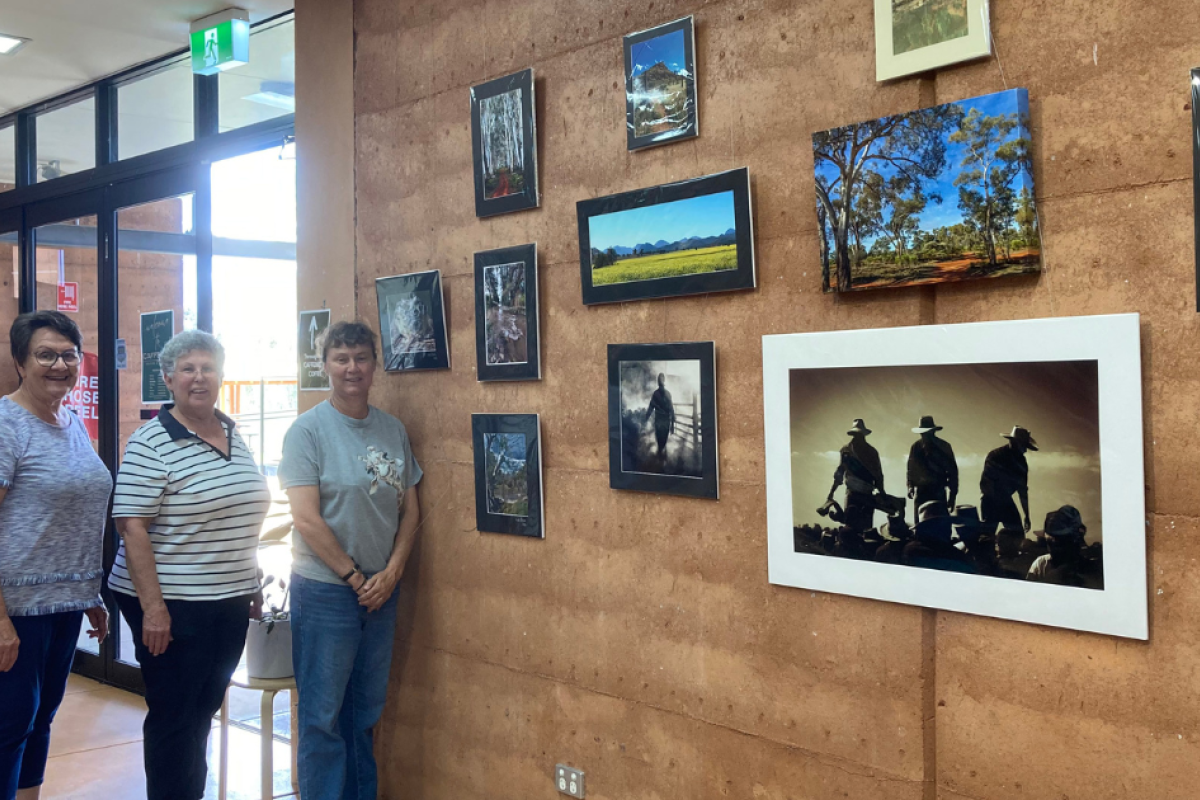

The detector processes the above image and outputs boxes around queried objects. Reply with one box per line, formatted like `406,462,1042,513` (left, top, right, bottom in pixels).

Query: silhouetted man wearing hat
644,373,675,461
980,425,1037,533
1027,506,1103,589
902,501,978,574
906,415,958,527
826,419,885,534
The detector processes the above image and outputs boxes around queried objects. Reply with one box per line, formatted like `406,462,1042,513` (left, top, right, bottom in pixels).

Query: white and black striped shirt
108,406,270,601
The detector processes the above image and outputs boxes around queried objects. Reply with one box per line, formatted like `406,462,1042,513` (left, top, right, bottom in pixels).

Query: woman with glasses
0,311,112,800
279,321,422,800
108,330,270,800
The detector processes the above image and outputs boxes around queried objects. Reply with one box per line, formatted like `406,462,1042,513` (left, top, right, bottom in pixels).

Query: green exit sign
189,9,250,75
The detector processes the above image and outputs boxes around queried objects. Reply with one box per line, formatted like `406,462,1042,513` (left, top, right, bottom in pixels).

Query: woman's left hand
357,567,400,612
84,605,109,644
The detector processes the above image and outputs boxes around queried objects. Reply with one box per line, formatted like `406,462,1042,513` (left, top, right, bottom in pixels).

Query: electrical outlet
555,764,585,798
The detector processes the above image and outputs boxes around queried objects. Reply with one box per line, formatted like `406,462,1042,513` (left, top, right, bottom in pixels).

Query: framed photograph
472,414,544,538
875,0,991,81
470,68,539,218
577,167,755,305
474,244,540,382
814,88,1039,294
763,313,1147,640
298,308,331,391
623,16,698,151
1192,67,1200,312
375,270,449,373
608,342,718,499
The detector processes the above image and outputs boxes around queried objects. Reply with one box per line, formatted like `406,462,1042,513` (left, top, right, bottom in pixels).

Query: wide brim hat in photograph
915,500,953,541
1002,425,1039,451
912,414,944,434
847,418,872,435
1044,505,1086,538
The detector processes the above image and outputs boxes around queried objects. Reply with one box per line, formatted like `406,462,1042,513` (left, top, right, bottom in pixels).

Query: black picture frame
624,16,699,151
472,413,545,538
1192,67,1200,312
471,68,539,218
577,167,755,306
607,341,718,499
376,270,450,372
474,243,540,381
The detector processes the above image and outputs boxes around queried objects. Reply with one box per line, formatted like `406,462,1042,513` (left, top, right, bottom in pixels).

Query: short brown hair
10,311,83,366
319,320,377,362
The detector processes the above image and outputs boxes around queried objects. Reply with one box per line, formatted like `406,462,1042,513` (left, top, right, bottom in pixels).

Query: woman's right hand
0,616,18,672
142,602,173,656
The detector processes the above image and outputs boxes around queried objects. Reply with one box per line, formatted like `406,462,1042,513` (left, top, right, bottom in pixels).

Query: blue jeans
0,610,83,800
291,573,399,800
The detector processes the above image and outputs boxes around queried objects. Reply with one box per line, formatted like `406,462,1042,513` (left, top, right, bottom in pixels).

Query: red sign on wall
62,351,100,446
57,282,79,313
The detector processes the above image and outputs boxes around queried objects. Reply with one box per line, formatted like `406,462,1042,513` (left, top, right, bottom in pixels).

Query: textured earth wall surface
349,0,1200,797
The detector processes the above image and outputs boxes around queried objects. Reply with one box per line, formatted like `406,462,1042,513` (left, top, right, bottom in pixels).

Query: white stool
218,668,298,800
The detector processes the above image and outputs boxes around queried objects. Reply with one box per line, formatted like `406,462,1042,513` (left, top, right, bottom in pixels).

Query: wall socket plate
555,764,585,798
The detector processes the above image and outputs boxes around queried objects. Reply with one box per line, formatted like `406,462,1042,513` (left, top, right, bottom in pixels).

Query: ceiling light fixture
0,33,30,56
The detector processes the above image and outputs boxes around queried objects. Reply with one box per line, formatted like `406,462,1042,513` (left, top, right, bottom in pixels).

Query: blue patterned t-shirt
0,396,112,615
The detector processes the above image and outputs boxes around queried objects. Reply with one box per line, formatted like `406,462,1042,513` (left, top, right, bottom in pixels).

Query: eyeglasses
33,349,80,368
174,365,220,378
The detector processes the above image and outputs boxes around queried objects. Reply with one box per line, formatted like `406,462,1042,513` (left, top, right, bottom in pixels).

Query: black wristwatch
340,562,364,585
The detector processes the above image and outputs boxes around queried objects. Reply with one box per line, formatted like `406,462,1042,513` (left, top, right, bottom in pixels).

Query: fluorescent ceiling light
243,91,295,111
0,33,30,56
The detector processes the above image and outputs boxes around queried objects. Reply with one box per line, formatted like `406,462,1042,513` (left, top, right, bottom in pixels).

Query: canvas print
471,69,539,217
474,243,540,381
375,270,449,372
875,0,990,81
624,16,698,150
472,414,544,538
608,342,718,499
813,88,1039,293
578,168,755,305
763,314,1148,639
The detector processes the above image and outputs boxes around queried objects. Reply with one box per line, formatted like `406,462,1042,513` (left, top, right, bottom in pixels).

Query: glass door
24,188,109,681
106,168,200,691
0,207,18,397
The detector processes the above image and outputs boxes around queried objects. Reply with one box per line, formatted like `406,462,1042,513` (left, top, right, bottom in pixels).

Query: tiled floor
40,674,296,800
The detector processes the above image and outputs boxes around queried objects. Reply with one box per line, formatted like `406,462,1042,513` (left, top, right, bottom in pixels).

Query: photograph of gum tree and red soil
813,88,1039,293
471,69,538,217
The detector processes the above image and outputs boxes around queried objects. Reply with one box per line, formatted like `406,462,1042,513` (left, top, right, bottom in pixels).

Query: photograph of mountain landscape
623,16,697,149
472,414,544,538
577,168,755,304
813,88,1039,294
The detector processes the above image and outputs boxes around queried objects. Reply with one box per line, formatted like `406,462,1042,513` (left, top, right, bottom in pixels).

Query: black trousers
115,592,251,800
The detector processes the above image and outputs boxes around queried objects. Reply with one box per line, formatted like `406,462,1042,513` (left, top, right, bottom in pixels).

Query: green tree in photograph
813,104,960,291
1015,186,1039,249
860,172,932,266
950,109,1032,267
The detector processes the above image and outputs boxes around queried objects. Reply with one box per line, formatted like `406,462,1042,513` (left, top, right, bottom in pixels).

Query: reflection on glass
219,19,294,131
0,124,15,191
117,608,139,666
118,61,195,160
36,97,96,181
116,194,195,460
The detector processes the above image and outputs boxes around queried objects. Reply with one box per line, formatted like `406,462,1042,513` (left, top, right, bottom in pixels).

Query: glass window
35,95,96,181
118,61,195,160
218,18,295,131
0,124,14,191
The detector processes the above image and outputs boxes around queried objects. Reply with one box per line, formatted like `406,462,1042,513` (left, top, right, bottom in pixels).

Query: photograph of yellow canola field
587,190,738,286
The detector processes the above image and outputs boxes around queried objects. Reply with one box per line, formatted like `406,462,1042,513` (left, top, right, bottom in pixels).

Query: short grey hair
158,330,226,377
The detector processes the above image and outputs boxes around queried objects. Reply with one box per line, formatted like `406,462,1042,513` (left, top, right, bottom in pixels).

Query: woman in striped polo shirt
108,330,271,800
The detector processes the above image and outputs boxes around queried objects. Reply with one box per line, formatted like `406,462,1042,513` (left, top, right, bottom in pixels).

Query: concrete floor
39,674,296,800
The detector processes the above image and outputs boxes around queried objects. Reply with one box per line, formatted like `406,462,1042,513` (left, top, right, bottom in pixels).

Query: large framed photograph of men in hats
763,313,1147,639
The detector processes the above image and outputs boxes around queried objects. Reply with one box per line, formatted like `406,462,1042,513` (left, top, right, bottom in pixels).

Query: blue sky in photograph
486,432,527,467
588,191,735,251
814,89,1033,250
630,29,686,77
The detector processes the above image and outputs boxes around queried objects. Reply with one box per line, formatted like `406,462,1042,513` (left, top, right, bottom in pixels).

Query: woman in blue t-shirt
279,321,423,800
0,311,112,800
